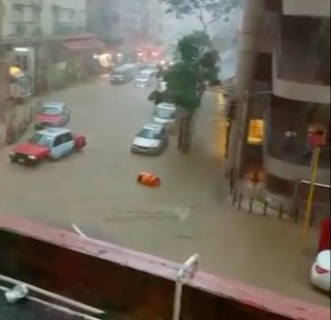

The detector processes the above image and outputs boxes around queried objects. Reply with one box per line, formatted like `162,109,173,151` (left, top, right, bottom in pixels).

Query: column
226,0,264,174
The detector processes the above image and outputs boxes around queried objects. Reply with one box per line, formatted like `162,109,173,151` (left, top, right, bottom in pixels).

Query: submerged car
134,69,157,88
9,128,86,165
153,103,177,130
35,102,70,129
131,123,168,155
311,250,330,292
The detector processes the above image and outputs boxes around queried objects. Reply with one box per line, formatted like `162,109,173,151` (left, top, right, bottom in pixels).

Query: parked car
310,250,330,292
134,69,157,88
110,64,136,84
131,123,168,155
9,128,86,166
152,103,177,130
35,102,70,129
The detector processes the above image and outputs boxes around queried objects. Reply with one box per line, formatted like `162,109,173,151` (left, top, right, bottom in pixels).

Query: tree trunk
177,110,194,153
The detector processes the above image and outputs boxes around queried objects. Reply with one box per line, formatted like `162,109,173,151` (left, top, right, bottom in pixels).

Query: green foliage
149,31,219,111
159,0,241,28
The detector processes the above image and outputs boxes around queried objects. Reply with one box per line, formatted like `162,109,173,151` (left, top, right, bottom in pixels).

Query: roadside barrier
230,188,324,227
137,172,161,187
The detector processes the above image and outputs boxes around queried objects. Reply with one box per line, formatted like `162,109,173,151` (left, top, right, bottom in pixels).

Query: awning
63,38,105,50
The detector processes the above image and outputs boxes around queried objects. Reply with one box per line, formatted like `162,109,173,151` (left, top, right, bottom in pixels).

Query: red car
35,102,70,129
9,128,86,165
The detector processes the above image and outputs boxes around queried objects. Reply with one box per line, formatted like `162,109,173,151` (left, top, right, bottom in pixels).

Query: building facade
86,0,165,48
0,0,104,96
228,0,330,214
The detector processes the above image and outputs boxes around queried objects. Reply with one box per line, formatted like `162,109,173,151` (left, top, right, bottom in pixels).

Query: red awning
63,38,105,50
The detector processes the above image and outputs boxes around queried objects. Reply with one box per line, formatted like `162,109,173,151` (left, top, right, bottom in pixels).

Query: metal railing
172,254,199,320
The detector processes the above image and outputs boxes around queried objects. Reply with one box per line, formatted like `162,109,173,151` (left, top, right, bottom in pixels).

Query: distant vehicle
153,103,177,130
311,250,330,292
34,102,70,130
9,128,86,165
131,123,168,155
110,64,136,84
157,80,167,92
134,69,157,88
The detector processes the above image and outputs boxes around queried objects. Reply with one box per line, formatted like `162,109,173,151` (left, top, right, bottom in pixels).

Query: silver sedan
130,124,168,155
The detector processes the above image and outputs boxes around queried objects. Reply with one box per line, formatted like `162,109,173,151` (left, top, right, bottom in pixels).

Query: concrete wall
226,0,265,172
0,215,326,320
282,0,330,17
265,155,331,185
272,53,331,104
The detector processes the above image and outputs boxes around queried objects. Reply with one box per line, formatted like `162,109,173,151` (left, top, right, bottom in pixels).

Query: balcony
264,99,330,185
52,22,86,36
272,18,330,103
282,0,330,17
10,22,42,37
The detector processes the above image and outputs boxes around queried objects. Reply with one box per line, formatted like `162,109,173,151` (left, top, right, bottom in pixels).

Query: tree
149,31,219,153
159,0,241,30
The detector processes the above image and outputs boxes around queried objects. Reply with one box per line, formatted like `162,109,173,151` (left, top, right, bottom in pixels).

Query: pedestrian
283,126,297,152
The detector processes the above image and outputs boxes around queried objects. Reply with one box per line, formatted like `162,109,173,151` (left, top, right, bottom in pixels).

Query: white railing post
172,254,199,320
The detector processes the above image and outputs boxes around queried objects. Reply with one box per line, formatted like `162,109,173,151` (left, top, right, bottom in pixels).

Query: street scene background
0,80,328,307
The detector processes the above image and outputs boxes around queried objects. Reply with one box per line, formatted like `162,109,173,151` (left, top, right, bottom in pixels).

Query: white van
153,103,177,131
134,68,157,87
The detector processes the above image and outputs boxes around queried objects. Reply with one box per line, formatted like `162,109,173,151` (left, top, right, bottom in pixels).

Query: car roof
139,69,155,74
37,128,71,136
114,64,135,72
143,123,163,131
43,102,64,108
156,103,176,110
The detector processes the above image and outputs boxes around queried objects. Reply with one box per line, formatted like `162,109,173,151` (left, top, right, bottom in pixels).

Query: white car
131,124,168,155
153,103,177,130
311,250,330,292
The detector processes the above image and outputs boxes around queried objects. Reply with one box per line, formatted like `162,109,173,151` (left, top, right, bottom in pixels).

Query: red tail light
315,265,328,274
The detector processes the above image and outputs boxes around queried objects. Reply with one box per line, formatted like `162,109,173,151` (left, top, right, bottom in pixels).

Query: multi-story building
1,0,86,38
87,0,165,48
227,0,330,215
0,0,103,96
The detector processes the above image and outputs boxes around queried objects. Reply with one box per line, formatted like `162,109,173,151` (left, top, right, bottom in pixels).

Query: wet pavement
0,79,329,307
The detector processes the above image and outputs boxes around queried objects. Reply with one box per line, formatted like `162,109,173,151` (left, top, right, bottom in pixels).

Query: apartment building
227,0,330,214
0,0,103,96
1,0,86,38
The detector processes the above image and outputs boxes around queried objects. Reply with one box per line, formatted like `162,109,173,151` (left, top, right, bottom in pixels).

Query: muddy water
0,81,329,308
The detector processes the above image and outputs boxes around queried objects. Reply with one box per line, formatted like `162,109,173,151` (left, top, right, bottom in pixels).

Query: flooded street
0,80,329,307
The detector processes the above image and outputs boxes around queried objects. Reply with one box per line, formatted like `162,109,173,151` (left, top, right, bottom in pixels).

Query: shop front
61,36,105,80
9,65,33,103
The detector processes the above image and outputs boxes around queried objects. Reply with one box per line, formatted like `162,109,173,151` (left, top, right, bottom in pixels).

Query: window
53,136,62,147
28,133,53,147
15,56,28,71
61,132,73,143
247,119,264,145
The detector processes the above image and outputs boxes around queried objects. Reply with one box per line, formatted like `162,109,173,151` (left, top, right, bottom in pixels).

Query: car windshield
28,133,53,147
42,106,62,115
155,107,176,119
137,128,160,139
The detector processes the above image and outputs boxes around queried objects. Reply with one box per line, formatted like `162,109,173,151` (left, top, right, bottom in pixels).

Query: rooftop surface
38,128,70,136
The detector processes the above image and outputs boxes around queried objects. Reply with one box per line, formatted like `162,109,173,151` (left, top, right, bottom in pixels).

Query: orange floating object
137,172,160,187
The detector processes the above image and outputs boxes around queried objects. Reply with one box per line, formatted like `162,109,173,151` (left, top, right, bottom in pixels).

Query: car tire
9,157,16,164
